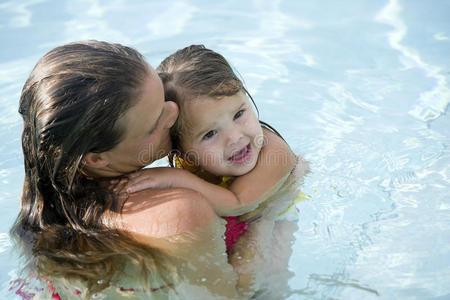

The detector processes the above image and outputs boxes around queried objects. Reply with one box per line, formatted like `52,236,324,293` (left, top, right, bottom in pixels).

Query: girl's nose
226,127,243,147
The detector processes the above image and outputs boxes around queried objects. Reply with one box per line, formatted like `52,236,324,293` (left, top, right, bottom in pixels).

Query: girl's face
180,91,264,177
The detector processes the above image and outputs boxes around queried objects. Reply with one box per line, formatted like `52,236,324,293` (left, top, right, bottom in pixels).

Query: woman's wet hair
11,40,175,296
156,44,282,166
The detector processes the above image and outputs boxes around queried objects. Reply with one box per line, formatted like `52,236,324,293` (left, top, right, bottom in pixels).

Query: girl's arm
117,128,297,216
228,127,298,210
118,167,249,216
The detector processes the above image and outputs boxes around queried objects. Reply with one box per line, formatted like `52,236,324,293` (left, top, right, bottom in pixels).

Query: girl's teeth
229,144,249,161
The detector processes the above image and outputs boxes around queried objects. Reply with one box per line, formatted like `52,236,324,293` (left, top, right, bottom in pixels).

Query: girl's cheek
241,113,250,124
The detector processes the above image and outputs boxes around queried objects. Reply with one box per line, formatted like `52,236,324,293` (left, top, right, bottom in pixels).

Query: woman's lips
228,143,252,164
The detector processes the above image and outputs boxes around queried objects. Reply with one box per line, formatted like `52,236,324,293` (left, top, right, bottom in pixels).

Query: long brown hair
11,40,174,297
156,44,283,167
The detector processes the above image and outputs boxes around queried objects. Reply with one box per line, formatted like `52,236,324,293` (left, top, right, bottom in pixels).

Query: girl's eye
202,130,217,140
233,109,245,120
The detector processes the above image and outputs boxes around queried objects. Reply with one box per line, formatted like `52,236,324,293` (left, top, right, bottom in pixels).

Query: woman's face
90,66,178,177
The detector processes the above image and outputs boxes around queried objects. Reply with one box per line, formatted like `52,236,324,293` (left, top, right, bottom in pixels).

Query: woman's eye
233,109,245,120
202,130,217,140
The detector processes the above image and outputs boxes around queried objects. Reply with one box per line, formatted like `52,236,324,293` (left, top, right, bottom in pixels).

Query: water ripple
376,0,450,122
0,233,11,254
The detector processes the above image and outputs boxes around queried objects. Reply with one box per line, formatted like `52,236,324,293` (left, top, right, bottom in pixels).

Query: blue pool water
1,0,449,299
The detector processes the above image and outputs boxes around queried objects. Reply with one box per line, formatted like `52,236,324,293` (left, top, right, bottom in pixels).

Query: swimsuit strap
219,176,233,188
174,156,198,172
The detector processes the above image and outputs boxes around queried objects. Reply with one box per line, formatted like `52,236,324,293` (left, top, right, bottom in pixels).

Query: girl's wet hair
157,45,282,167
11,40,175,296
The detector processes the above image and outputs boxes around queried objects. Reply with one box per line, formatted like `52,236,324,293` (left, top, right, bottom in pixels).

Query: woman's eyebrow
148,107,164,134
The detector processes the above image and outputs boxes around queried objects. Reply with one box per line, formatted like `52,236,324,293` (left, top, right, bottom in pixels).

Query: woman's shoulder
114,188,216,240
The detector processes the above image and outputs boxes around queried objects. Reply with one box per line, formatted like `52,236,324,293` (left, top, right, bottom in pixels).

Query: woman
11,40,300,299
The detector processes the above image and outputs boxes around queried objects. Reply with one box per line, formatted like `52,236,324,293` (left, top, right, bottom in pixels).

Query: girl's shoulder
260,121,285,142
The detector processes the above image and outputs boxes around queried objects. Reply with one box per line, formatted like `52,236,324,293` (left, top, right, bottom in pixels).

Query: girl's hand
108,177,130,204
109,177,129,195
124,167,181,193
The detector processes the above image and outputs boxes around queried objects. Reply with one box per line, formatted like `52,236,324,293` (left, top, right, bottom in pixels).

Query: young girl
113,45,303,295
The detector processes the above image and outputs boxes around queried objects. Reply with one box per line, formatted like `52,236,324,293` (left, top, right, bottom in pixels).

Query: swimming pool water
1,0,449,299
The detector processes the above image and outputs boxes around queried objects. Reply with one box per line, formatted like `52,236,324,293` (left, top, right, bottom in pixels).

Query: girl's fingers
109,177,127,189
127,185,138,194
127,181,154,194
117,191,129,202
127,175,151,186
128,171,142,179
111,178,129,194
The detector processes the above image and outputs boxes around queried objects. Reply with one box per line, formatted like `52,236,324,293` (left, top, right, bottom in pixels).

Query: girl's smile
228,143,252,165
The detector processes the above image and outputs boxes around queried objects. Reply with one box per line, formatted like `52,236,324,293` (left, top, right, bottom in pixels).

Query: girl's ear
83,152,110,169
